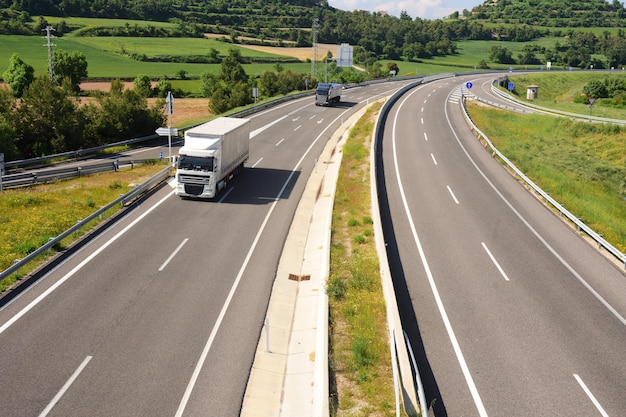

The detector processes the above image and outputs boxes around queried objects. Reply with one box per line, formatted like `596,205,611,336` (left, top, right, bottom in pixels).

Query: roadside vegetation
502,72,626,120
467,102,626,254
0,160,169,293
327,102,399,417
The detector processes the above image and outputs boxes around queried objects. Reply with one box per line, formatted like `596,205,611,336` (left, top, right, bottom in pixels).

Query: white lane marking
424,132,428,141
447,185,460,205
217,187,234,203
421,107,424,113
275,138,285,146
421,118,424,124
39,356,92,417
251,158,263,168
431,154,438,166
574,374,610,417
444,89,626,328
175,98,356,417
250,115,287,139
393,87,489,417
481,242,510,281
0,190,176,336
294,124,301,131
159,238,189,272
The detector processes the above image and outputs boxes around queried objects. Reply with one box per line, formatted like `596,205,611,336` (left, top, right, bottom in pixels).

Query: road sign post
166,91,174,162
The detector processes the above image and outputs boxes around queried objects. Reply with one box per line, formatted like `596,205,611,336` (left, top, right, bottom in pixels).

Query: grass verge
328,101,400,416
467,101,626,254
0,160,170,292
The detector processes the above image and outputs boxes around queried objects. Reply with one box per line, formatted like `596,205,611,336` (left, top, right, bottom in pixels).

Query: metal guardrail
461,92,626,269
0,165,173,283
2,159,155,189
488,81,626,125
5,134,162,170
372,75,460,417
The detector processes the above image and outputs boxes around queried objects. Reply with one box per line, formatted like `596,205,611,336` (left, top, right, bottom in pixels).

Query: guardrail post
77,166,82,177
114,159,119,171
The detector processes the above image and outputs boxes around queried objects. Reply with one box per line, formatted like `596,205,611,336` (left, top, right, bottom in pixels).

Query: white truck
315,83,342,106
175,117,251,199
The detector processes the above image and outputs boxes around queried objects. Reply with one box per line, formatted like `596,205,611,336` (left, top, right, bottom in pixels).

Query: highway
379,74,626,416
0,81,411,417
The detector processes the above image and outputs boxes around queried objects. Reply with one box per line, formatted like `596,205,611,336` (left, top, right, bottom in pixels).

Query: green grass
0,34,309,79
503,72,626,120
467,103,626,253
328,101,400,416
0,161,170,292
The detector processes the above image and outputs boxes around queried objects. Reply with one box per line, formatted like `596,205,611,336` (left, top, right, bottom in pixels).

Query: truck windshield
178,155,214,171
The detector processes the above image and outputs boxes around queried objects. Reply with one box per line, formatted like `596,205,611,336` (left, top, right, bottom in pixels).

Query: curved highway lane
379,76,626,416
0,81,412,417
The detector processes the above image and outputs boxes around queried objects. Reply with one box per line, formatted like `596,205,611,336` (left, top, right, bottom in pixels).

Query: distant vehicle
175,117,250,199
315,83,342,106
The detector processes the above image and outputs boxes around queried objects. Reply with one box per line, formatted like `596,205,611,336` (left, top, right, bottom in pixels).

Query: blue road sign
465,81,473,89
508,82,514,91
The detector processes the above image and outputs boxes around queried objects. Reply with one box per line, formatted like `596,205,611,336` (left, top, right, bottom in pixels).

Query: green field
467,103,626,253
503,72,626,120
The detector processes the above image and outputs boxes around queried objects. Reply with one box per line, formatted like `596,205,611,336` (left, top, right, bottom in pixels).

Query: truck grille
184,184,204,195
179,175,209,184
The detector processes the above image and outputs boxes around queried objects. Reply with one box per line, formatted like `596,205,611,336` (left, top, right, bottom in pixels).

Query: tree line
1,46,349,161
0,52,165,161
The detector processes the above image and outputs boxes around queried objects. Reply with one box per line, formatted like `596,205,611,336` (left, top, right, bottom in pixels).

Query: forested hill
466,0,626,27
0,0,332,25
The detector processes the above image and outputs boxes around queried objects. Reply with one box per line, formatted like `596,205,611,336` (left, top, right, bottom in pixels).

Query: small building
527,85,539,100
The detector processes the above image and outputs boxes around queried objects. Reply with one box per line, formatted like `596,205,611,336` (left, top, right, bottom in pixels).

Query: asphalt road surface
0,80,413,417
379,75,626,416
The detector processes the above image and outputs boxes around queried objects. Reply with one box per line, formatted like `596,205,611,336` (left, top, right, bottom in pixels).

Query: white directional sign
156,127,178,136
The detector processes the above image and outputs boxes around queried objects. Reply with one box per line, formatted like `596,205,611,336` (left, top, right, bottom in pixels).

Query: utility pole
312,18,318,79
43,26,56,84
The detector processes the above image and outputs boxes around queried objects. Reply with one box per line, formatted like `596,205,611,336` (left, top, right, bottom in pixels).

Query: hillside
466,0,626,27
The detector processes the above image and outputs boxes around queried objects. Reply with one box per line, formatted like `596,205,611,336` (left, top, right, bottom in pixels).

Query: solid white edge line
574,374,610,417
393,86,489,417
39,356,92,417
158,238,189,272
0,190,176,336
481,242,510,281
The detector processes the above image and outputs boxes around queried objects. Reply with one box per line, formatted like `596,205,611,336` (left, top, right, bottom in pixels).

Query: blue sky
327,0,481,20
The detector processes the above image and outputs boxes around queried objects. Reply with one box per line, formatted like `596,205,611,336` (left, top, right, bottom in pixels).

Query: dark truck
315,83,342,106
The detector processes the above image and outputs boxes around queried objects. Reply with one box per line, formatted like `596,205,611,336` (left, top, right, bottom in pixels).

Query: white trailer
175,117,250,199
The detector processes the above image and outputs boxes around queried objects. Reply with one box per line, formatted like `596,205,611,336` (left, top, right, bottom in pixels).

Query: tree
583,79,608,98
200,71,222,98
209,88,230,114
53,49,88,93
220,48,248,86
14,76,82,156
387,62,400,76
488,45,516,64
133,74,153,98
3,53,35,98
0,87,18,159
